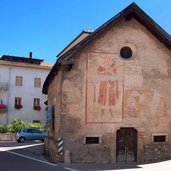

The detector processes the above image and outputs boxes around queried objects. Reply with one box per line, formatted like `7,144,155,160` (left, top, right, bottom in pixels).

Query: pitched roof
42,2,171,94
1,55,44,65
57,30,93,58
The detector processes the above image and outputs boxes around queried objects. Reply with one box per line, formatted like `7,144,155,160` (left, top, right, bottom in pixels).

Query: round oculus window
120,46,133,59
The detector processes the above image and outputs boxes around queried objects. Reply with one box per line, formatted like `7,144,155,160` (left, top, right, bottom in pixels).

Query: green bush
6,124,14,133
27,122,45,132
0,120,45,133
11,119,27,133
0,124,8,133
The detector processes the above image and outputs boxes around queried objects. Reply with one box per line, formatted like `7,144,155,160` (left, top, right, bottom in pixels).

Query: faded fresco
86,52,168,123
124,89,167,118
86,53,124,123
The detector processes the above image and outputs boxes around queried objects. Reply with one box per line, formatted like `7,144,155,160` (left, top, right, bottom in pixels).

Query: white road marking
0,143,44,151
64,167,78,171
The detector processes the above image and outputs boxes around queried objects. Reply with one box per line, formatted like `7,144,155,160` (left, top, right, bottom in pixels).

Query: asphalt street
0,141,75,171
1,141,171,171
0,151,65,171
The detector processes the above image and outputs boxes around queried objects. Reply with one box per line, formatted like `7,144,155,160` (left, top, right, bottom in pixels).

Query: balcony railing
0,82,8,91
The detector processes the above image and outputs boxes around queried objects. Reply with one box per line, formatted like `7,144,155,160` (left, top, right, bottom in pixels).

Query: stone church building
43,3,171,163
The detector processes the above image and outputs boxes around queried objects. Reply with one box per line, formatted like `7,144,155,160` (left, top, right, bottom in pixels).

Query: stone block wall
0,133,15,141
144,144,171,162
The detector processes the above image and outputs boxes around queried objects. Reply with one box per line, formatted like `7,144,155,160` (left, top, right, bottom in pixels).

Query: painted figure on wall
96,56,118,107
124,89,167,118
96,80,118,106
86,53,123,123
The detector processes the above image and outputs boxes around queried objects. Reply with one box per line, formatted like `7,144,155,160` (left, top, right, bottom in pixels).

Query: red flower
33,106,41,111
15,104,22,110
0,104,6,109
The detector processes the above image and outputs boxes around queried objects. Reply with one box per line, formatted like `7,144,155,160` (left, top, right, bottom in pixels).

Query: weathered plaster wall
47,18,171,163
46,69,63,162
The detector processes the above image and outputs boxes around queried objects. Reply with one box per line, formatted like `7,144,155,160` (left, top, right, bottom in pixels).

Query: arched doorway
116,128,137,163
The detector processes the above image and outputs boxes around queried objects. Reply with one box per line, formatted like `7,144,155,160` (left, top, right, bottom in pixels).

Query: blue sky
0,0,171,64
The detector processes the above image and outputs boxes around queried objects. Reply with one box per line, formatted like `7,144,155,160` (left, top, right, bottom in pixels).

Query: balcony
0,82,8,91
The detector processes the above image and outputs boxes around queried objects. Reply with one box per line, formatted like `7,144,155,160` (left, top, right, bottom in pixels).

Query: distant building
43,3,171,164
0,52,52,124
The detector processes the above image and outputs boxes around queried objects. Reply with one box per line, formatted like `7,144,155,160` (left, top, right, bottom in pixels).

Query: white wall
0,66,9,124
0,64,50,124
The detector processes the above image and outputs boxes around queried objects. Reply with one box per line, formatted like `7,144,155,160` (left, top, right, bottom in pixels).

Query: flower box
15,104,22,110
0,104,6,109
33,106,41,111
0,104,7,113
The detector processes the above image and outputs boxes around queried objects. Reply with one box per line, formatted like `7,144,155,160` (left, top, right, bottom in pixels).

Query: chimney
29,52,32,59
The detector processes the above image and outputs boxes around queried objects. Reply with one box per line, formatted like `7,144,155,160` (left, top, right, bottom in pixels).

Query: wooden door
116,128,137,163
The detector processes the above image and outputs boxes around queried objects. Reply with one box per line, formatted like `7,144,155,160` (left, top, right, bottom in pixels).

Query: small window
120,46,133,59
15,76,23,86
33,120,40,123
15,97,22,106
154,136,166,143
34,78,41,87
85,137,100,144
14,97,22,109
34,98,40,106
152,133,168,143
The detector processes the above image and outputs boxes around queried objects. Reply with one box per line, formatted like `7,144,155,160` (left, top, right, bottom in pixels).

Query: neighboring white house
0,53,52,124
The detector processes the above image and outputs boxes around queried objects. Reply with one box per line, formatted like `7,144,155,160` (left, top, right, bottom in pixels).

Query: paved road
1,141,171,171
0,151,66,171
0,141,76,171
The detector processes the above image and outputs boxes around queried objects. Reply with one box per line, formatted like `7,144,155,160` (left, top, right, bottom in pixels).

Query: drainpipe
6,66,12,124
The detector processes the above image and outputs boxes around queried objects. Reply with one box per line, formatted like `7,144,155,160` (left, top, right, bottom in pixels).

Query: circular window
120,46,133,59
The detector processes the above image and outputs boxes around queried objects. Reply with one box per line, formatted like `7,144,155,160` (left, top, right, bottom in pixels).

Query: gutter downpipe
6,65,12,124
